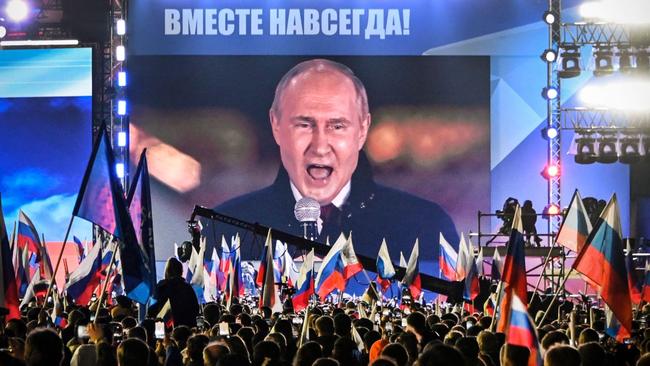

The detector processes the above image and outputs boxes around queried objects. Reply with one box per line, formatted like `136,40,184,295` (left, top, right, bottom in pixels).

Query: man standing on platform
205,59,458,275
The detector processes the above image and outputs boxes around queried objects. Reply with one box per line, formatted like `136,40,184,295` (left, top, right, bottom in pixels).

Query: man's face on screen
271,69,370,205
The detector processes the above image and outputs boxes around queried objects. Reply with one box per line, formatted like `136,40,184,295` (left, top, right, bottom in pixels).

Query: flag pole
41,216,74,312
95,239,120,320
10,221,16,253
530,243,561,305
536,267,574,326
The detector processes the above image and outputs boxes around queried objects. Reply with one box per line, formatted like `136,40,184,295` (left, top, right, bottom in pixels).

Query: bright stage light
541,49,557,63
541,164,560,179
117,132,127,147
542,86,558,100
116,163,125,178
546,127,559,139
579,80,650,111
117,100,126,115
543,11,557,25
116,19,126,35
0,25,6,39
580,1,650,23
545,204,561,216
116,45,125,61
6,0,29,22
117,71,126,87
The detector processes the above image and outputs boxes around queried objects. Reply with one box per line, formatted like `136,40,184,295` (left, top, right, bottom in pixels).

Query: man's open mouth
307,164,333,180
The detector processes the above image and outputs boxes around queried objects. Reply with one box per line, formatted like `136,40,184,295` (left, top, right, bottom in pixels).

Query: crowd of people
2,256,650,366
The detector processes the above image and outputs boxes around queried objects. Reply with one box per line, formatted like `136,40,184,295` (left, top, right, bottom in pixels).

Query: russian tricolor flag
439,233,458,281
626,241,641,305
401,239,421,300
17,210,53,279
66,237,103,306
376,239,395,291
501,205,528,305
556,189,592,253
505,293,542,366
457,233,479,301
573,194,632,341
293,249,315,312
218,236,231,292
314,234,348,298
259,230,281,312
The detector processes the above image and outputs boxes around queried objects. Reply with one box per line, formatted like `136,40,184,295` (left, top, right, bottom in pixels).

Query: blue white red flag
457,233,480,301
376,239,396,291
505,293,543,366
573,194,631,341
293,249,315,312
66,237,103,306
439,233,458,280
556,189,592,253
315,233,348,298
401,239,422,300
259,230,282,312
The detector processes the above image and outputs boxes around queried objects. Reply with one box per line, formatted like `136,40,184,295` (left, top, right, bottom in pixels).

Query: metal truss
548,0,562,234
561,22,638,46
561,107,650,131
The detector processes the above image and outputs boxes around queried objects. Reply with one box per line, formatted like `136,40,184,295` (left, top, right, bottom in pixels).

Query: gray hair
270,59,369,119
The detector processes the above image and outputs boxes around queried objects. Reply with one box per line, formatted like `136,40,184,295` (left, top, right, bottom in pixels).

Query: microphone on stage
294,197,320,241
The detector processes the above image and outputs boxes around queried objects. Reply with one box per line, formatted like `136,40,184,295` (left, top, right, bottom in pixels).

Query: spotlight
593,45,614,77
116,45,125,61
617,46,634,73
542,126,559,139
559,46,581,78
575,131,597,164
541,49,558,63
542,86,559,100
635,49,649,74
543,204,561,217
543,10,557,25
117,100,126,115
597,132,618,164
116,19,126,35
117,71,126,87
544,164,560,178
619,135,641,164
116,163,125,178
117,131,127,147
6,0,29,22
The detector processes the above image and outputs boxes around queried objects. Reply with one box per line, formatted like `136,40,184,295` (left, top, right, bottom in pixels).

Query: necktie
320,203,339,226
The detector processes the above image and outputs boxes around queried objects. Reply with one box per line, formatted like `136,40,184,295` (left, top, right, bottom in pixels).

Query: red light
542,164,561,179
547,204,561,215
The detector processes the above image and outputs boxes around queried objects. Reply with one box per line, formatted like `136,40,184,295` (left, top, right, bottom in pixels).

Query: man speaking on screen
205,58,459,276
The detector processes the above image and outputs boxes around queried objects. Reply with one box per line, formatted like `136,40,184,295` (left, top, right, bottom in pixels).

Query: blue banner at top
129,0,582,56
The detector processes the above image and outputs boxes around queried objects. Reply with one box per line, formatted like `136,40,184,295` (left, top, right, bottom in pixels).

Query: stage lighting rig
594,45,615,76
617,46,634,73
542,126,559,139
618,134,642,164
575,130,597,164
596,131,618,163
559,46,581,78
636,49,649,74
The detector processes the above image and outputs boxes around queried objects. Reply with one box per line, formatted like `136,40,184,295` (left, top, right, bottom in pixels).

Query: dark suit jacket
203,153,459,279
147,277,200,328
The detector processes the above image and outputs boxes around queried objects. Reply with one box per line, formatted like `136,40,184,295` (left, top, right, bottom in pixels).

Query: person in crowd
147,257,200,328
